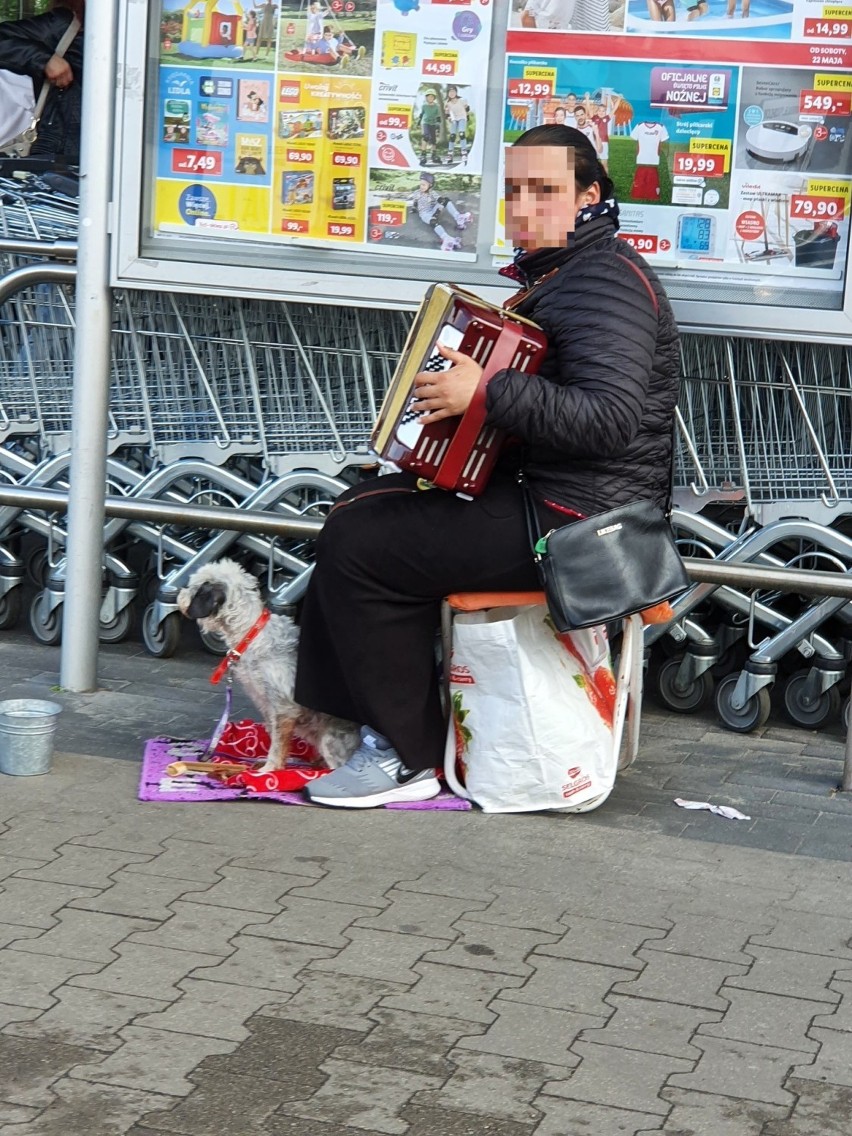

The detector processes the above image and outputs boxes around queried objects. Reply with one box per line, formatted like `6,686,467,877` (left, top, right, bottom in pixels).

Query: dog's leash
204,608,271,758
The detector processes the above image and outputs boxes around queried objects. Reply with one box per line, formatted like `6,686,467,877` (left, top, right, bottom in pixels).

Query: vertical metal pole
59,0,118,691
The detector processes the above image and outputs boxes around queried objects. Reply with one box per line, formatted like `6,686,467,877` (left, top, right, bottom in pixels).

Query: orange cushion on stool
445,593,676,625
446,592,545,613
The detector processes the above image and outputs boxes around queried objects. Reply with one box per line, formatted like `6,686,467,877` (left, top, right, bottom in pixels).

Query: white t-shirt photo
630,122,669,166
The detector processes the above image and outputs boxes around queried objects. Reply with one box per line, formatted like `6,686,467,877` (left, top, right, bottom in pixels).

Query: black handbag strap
519,473,546,561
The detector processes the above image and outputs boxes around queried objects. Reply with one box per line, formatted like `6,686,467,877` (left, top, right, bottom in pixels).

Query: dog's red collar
210,608,271,686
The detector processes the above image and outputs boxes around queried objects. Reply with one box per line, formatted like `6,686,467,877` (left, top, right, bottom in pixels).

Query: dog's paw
258,758,283,774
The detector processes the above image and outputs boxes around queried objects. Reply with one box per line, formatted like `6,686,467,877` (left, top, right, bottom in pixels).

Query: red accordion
371,284,548,496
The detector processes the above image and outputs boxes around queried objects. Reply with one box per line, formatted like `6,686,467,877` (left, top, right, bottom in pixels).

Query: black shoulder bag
522,481,688,632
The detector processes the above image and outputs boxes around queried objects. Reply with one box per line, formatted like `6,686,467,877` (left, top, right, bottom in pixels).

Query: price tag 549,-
799,89,852,115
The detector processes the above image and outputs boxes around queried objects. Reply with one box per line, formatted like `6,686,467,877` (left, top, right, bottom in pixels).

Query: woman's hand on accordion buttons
413,345,484,424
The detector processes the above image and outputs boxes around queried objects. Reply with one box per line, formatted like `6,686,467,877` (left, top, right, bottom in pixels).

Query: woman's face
504,145,599,250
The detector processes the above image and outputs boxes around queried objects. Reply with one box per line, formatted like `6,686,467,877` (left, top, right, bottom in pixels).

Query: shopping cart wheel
0,588,22,631
29,591,62,646
98,607,134,645
199,628,228,657
783,670,841,730
142,605,181,658
715,673,771,733
26,547,50,589
654,655,714,713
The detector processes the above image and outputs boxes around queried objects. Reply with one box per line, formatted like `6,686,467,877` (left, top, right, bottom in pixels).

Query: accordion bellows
371,284,548,496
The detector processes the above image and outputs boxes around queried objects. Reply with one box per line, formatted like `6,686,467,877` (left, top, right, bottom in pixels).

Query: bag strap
519,473,545,563
616,251,677,519
32,15,82,123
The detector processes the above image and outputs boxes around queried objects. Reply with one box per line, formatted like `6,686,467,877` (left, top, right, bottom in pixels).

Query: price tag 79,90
790,194,846,219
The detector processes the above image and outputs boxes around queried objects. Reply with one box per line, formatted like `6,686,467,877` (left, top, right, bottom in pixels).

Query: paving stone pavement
0,626,851,1135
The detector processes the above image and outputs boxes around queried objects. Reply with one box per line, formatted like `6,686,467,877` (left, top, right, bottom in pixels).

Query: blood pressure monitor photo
676,213,716,258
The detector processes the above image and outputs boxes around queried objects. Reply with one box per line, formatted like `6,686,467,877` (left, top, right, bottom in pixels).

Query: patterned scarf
499,197,621,285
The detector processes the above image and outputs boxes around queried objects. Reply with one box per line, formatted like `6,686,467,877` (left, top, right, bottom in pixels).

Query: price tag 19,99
672,152,724,177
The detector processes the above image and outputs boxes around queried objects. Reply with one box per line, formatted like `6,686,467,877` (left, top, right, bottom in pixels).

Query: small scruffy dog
177,559,360,773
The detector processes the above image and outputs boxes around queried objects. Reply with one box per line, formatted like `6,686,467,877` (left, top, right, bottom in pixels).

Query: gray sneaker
306,731,440,808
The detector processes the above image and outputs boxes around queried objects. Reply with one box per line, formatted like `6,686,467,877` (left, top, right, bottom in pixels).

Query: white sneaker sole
307,776,442,809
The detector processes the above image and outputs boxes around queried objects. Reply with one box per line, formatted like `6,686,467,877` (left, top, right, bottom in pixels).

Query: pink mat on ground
139,737,471,810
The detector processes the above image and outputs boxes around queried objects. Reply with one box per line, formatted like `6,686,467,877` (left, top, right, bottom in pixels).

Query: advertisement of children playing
161,2,281,69
410,85,477,169
367,168,480,259
277,0,376,75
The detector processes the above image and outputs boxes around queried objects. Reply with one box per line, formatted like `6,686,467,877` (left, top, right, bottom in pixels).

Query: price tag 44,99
423,57,456,76
791,194,846,220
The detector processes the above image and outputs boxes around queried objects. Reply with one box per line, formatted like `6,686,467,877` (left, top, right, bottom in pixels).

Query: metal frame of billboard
112,0,852,340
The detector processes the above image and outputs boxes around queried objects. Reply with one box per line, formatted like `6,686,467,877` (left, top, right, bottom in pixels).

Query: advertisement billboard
112,0,852,337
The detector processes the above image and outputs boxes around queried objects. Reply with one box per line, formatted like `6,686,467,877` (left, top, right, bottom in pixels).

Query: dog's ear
186,582,227,620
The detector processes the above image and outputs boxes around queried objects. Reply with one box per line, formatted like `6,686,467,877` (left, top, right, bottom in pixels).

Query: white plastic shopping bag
0,72,36,155
444,604,619,813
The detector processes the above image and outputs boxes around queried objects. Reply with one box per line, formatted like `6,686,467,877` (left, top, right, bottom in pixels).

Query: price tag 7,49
172,149,222,176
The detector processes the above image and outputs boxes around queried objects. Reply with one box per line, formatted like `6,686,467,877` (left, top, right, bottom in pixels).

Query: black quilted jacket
486,216,681,517
0,9,83,162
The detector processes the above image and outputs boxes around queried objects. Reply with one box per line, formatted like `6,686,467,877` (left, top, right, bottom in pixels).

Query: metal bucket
0,699,62,776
